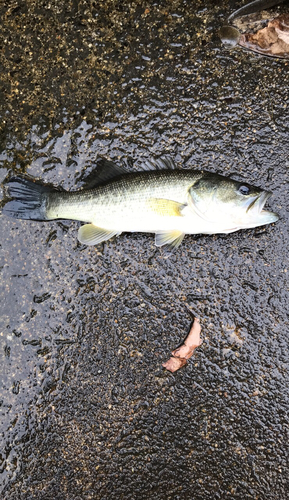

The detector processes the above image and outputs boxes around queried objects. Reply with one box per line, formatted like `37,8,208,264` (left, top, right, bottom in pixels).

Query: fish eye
238,185,251,196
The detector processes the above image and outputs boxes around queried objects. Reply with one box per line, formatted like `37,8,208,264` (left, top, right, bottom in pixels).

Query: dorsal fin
78,155,177,189
141,156,177,171
95,159,127,181
78,159,127,189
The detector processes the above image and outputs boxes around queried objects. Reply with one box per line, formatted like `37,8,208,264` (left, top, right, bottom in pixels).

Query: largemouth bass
2,157,278,248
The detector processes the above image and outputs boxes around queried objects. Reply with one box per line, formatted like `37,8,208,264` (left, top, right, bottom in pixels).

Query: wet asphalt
0,1,288,499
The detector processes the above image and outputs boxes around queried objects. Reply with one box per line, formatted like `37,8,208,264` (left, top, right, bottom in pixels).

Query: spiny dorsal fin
78,159,127,189
78,224,121,245
142,156,177,171
78,155,177,189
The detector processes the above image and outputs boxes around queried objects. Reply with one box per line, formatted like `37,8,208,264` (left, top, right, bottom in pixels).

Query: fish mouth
247,191,271,214
246,191,279,224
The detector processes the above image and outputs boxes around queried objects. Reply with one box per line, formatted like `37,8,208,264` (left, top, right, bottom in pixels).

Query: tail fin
2,177,54,220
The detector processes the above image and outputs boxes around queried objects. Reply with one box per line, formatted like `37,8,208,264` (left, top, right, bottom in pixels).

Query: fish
2,157,278,248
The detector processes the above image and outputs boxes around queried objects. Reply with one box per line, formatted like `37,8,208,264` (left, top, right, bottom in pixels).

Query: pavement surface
0,1,288,499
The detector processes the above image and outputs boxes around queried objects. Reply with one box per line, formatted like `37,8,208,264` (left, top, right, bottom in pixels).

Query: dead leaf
239,13,289,58
163,317,202,373
162,356,187,372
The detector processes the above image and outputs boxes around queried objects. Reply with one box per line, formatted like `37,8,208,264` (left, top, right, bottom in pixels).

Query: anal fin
155,230,185,248
78,224,121,246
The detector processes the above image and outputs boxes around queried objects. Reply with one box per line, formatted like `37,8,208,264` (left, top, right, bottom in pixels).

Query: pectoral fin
148,198,186,217
78,224,121,246
155,230,185,248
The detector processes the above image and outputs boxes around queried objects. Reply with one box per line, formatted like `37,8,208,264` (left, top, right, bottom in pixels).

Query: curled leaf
239,14,289,57
162,356,188,372
163,318,202,373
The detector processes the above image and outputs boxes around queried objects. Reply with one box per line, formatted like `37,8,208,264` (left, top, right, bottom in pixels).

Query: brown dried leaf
162,357,187,372
239,14,289,58
172,318,202,359
163,318,202,373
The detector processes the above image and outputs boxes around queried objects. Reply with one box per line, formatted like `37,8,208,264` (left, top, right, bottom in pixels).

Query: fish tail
3,177,55,220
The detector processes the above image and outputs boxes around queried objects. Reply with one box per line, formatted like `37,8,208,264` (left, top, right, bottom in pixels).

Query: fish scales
47,170,203,229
